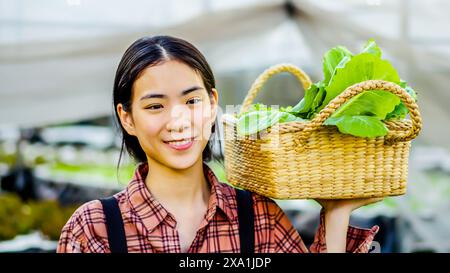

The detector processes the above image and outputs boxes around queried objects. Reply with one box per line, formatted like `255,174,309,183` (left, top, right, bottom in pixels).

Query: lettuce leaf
237,110,283,136
319,53,401,112
324,115,388,138
291,82,321,114
323,46,353,85
237,107,306,136
385,80,418,120
361,38,382,58
329,90,400,120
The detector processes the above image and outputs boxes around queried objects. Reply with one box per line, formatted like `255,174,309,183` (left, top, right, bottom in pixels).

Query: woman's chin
159,140,205,170
163,155,201,170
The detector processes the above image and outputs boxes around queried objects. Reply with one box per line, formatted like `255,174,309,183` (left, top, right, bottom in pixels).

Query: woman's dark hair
113,35,223,167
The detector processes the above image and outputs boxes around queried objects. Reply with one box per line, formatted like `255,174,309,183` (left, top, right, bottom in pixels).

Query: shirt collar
126,162,237,234
202,163,237,225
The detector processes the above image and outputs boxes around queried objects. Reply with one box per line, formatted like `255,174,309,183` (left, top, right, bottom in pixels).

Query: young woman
57,35,382,253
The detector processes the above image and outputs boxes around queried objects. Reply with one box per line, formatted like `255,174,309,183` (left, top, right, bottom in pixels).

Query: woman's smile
163,137,197,151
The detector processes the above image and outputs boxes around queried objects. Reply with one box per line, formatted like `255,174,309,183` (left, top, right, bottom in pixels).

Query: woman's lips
163,137,195,151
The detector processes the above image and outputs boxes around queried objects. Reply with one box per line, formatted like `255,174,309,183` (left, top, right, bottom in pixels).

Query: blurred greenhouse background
1,0,450,252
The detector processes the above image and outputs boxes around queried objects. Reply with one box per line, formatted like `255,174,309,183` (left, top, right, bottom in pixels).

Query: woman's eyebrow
139,86,204,101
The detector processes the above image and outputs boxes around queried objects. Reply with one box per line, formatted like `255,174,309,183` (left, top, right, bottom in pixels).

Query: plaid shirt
57,162,379,253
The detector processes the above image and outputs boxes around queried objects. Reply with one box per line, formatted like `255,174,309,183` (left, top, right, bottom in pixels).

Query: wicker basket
222,64,422,200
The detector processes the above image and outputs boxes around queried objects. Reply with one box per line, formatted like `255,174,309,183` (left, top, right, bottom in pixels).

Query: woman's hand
313,197,384,253
314,197,384,214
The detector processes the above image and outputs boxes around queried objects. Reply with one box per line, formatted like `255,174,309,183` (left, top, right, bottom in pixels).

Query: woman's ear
116,103,136,136
210,88,219,122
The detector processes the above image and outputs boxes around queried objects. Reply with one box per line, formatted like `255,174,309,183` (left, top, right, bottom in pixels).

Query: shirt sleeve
57,206,87,253
57,200,108,253
272,202,379,253
309,209,380,253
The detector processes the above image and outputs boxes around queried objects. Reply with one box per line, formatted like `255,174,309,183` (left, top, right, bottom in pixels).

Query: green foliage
0,193,79,241
237,104,306,136
237,40,418,138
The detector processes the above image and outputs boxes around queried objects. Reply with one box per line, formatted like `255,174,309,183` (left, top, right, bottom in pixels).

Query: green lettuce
324,115,388,138
236,39,418,138
237,105,306,136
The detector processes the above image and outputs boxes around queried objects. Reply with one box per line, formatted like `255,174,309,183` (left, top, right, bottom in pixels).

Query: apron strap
236,188,255,253
99,197,128,253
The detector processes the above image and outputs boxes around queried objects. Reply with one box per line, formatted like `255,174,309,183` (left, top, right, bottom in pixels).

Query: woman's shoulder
64,190,128,227
69,199,105,223
57,199,106,252
58,191,127,248
60,199,106,241
57,189,129,253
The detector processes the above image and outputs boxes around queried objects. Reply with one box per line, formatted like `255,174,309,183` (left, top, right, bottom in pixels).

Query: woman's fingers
352,197,384,208
313,197,384,212
365,197,384,205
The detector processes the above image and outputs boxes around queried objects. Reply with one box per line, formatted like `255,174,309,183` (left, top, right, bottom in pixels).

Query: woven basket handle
239,64,312,115
297,80,422,145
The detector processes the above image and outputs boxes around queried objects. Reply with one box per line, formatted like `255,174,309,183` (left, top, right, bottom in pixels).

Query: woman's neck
144,158,211,211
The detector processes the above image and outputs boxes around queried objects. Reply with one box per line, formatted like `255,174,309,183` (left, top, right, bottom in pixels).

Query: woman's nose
166,105,191,132
167,119,190,133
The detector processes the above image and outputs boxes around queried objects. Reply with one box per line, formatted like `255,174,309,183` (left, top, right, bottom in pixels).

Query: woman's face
117,59,218,170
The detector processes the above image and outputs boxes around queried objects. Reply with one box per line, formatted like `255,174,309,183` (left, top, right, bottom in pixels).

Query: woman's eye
187,97,202,105
146,104,163,110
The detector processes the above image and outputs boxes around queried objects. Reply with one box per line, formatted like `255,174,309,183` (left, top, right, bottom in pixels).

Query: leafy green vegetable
237,110,282,136
236,39,418,138
291,82,320,114
385,80,418,120
323,46,353,85
319,53,401,112
330,90,400,119
279,112,306,123
237,105,306,136
309,83,326,118
361,38,382,58
324,115,388,138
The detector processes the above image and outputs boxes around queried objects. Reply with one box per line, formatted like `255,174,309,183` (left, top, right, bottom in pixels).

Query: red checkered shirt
57,162,379,253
